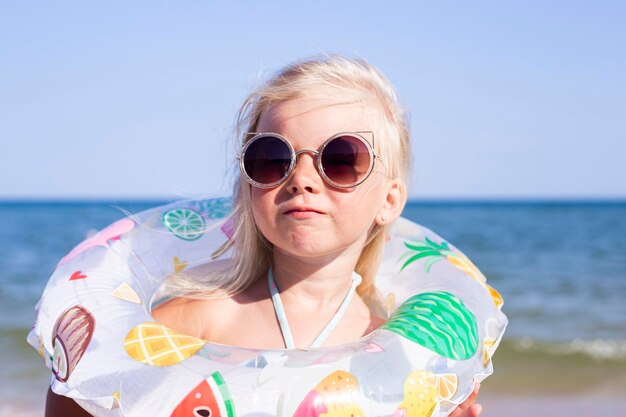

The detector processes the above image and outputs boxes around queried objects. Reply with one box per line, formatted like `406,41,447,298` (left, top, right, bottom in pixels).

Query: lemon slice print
425,373,458,402
163,208,206,241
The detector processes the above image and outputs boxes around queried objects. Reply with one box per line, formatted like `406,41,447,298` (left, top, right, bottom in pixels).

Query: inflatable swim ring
29,198,507,417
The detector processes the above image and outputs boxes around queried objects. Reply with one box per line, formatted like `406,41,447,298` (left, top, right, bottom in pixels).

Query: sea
1,200,625,413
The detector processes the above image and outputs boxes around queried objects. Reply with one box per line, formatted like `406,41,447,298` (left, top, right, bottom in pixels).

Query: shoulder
151,278,268,341
151,293,235,340
151,277,279,347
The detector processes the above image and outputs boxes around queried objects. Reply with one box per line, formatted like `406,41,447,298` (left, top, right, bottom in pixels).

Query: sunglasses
238,131,380,189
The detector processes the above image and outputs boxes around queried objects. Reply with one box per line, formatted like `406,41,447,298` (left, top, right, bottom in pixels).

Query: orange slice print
425,373,458,402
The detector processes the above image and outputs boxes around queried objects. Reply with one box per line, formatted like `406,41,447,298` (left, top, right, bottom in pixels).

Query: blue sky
1,1,624,200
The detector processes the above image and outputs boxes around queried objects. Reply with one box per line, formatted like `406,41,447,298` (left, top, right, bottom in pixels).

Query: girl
46,55,482,417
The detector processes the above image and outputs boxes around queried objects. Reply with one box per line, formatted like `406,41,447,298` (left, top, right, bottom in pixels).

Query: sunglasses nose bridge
287,148,324,184
293,149,319,158
292,149,321,172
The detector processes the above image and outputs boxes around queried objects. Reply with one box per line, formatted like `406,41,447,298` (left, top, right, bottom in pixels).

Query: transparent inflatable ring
29,198,507,417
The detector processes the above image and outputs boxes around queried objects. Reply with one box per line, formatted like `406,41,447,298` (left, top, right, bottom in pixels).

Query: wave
502,337,626,362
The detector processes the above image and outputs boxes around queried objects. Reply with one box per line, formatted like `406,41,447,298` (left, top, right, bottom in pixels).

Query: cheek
339,183,385,219
250,190,276,234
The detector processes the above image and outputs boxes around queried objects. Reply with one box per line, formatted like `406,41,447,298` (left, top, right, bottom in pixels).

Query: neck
270,249,360,308
268,266,362,349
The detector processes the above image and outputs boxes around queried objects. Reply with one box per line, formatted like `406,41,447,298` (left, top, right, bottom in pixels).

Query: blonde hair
172,55,410,312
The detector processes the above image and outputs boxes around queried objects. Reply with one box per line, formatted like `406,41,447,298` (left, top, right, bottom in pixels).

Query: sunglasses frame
238,131,380,189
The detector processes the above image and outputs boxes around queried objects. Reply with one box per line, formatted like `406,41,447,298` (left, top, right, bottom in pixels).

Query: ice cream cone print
293,370,365,417
52,305,95,382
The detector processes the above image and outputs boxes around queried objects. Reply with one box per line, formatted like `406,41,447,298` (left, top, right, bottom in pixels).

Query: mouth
282,206,325,217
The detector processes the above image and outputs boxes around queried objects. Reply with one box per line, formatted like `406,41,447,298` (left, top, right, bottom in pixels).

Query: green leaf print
400,237,455,271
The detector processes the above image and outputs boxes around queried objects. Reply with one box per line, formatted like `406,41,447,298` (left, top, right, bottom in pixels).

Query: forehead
257,94,383,140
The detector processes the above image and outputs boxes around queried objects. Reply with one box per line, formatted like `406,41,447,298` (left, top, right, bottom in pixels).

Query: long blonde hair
171,55,410,311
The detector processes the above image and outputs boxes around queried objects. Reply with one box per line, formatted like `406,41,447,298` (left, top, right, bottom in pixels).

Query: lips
283,206,325,215
282,206,325,218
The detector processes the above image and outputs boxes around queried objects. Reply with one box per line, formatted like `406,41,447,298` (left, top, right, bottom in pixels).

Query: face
249,95,392,264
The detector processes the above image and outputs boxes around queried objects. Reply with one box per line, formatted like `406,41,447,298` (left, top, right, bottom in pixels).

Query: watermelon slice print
170,372,236,417
383,291,478,360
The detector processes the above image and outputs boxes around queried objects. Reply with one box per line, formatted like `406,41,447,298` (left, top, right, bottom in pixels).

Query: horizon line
1,196,625,205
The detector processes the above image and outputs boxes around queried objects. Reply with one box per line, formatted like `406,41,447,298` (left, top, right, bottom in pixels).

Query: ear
376,178,407,225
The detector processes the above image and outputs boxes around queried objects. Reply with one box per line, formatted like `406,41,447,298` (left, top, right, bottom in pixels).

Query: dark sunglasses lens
321,136,371,186
243,136,292,185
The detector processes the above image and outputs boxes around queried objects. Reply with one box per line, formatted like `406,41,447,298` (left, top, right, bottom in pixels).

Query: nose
285,150,322,194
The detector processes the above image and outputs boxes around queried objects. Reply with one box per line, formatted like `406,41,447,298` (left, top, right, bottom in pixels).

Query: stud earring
380,214,388,222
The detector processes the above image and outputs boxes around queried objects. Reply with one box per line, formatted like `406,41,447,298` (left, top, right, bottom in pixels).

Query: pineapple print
400,237,503,309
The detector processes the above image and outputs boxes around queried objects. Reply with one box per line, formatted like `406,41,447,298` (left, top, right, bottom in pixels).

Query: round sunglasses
238,131,380,189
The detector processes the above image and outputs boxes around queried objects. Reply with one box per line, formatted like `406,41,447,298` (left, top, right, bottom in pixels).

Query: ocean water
1,200,625,410
401,202,626,396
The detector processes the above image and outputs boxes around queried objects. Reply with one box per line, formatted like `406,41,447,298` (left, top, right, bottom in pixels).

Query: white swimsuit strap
268,267,362,349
